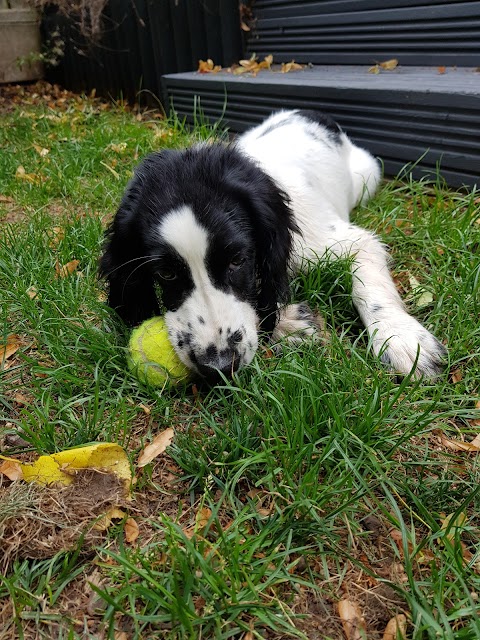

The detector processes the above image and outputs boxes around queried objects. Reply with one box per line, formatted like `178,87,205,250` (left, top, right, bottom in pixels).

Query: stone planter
0,1,43,83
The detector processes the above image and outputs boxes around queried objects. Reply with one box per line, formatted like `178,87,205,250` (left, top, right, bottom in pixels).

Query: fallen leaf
368,64,380,74
48,225,65,248
0,459,23,480
32,143,50,157
380,58,399,70
437,430,480,452
94,507,127,531
437,66,447,74
451,369,463,384
1,334,22,362
196,506,212,529
408,273,434,307
389,527,434,564
337,599,367,640
55,259,80,278
124,517,140,543
198,59,222,73
15,165,42,184
383,614,407,640
0,443,132,489
137,427,175,467
0,195,15,203
281,61,304,73
240,21,250,31
26,285,38,299
441,511,467,544
13,392,30,405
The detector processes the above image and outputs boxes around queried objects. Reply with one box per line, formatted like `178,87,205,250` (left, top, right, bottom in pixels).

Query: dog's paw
371,313,447,379
272,303,329,344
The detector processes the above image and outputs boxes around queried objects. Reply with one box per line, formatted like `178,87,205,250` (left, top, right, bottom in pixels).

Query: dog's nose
195,344,240,379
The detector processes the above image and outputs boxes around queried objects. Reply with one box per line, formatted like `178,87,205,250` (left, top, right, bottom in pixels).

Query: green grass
1,86,479,639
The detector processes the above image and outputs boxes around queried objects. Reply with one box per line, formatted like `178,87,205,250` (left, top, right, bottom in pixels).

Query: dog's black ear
222,154,298,333
99,170,160,327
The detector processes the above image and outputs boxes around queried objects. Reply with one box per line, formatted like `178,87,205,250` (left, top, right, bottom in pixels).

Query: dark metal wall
44,0,243,104
247,0,480,66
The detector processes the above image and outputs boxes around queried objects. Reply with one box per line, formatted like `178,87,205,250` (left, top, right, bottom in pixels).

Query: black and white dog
100,109,446,379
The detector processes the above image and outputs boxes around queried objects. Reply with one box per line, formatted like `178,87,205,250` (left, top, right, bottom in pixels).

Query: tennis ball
128,317,190,387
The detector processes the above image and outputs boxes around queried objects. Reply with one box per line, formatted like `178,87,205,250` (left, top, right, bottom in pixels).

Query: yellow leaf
137,427,174,467
337,599,367,640
379,58,399,70
0,459,23,480
125,517,140,543
0,443,131,489
1,334,22,362
368,64,380,74
441,511,468,544
383,614,407,640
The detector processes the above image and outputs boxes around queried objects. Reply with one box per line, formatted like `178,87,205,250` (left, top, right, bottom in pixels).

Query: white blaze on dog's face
156,205,259,378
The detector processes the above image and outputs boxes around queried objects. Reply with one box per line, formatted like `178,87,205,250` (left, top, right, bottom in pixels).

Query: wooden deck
162,65,480,188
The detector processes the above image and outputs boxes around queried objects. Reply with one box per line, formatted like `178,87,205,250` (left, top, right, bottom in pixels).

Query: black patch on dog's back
296,109,343,144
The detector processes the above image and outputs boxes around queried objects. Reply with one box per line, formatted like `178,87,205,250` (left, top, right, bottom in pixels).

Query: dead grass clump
0,469,127,572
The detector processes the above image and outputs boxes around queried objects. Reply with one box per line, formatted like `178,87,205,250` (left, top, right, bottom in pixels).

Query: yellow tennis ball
128,317,190,387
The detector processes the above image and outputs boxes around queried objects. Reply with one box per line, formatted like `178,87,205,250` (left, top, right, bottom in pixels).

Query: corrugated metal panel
43,0,243,103
246,1,480,66
162,67,480,188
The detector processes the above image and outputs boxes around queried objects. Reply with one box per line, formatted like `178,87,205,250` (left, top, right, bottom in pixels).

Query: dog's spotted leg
295,220,447,378
272,303,329,345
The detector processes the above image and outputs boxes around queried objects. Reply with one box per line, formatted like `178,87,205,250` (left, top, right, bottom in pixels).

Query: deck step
162,65,480,188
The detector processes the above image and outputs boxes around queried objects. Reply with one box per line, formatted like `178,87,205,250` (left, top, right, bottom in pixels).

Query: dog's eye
229,256,245,271
157,268,177,281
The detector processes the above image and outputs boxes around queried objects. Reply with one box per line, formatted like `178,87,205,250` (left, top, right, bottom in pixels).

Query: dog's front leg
300,220,447,378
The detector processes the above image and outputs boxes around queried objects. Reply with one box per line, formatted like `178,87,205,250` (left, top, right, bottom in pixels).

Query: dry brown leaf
15,165,42,184
451,368,463,384
48,225,65,248
26,285,38,300
124,517,140,544
13,392,30,405
281,61,304,73
198,59,222,74
380,58,399,70
196,506,212,530
137,427,175,467
0,459,23,481
55,259,80,278
1,334,22,362
389,528,434,564
114,632,129,640
337,599,367,640
94,507,127,531
437,66,447,74
32,143,50,157
0,195,15,204
437,430,480,452
383,614,407,640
